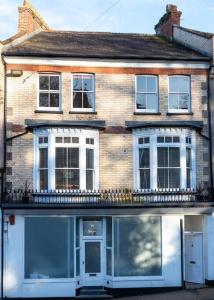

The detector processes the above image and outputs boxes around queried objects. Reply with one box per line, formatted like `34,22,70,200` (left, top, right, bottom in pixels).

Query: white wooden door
185,233,203,283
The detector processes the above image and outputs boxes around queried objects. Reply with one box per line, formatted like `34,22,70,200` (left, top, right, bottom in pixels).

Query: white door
185,233,203,283
81,239,103,286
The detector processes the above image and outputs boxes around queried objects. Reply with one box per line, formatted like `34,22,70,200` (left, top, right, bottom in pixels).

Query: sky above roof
0,0,213,41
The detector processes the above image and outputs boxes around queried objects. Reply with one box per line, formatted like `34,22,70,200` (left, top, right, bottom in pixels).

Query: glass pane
106,217,112,247
25,217,74,279
140,169,150,189
165,136,172,143
179,94,189,110
55,169,79,189
106,249,112,276
83,220,102,236
158,147,168,167
76,217,80,247
50,93,59,107
139,148,150,168
173,137,180,143
73,92,82,108
147,76,157,93
136,94,146,109
86,170,94,190
85,242,101,273
73,75,82,91
40,170,48,190
83,92,94,108
76,249,80,276
169,76,189,93
169,148,180,167
68,148,79,168
56,137,62,143
39,93,49,107
72,137,79,143
86,149,94,169
169,94,179,110
186,148,191,168
147,94,157,110
157,168,168,188
39,76,49,90
169,168,180,188
50,76,59,90
64,137,71,143
56,148,67,168
39,148,48,168
157,136,164,143
187,168,191,189
137,76,146,92
83,75,93,91
114,217,162,276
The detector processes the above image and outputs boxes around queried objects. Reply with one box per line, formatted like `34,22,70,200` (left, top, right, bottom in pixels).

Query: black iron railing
2,188,213,206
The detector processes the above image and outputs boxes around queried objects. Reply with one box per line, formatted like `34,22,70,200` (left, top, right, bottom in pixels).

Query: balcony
2,188,214,208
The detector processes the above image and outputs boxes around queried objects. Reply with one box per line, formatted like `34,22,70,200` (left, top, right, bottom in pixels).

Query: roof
3,30,209,61
125,121,204,130
177,26,213,39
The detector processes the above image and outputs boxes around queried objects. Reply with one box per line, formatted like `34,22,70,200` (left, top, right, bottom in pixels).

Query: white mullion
180,133,186,189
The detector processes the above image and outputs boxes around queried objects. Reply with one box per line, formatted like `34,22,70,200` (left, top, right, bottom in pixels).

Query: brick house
1,1,214,298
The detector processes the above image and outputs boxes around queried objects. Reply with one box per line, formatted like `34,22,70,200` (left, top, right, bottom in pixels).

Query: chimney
155,4,182,39
18,0,50,34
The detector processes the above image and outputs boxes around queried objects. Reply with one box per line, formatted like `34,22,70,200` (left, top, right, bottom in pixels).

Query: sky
0,0,213,40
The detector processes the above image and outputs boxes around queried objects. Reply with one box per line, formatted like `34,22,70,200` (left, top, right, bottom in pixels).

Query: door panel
185,233,203,283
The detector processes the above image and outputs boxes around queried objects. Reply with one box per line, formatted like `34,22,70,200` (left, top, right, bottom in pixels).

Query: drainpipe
1,208,4,299
208,66,214,189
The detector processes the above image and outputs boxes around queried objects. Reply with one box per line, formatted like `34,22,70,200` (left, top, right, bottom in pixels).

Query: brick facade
5,68,210,189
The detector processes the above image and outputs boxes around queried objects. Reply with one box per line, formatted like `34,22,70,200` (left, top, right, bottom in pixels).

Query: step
76,295,113,299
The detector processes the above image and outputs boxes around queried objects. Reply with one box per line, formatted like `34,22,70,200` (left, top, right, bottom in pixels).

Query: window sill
35,110,63,114
69,111,97,115
134,112,161,115
166,112,193,116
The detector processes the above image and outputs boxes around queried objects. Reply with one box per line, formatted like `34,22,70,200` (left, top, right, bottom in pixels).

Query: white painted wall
205,214,214,280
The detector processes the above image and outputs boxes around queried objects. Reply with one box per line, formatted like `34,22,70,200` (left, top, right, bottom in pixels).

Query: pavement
117,288,214,300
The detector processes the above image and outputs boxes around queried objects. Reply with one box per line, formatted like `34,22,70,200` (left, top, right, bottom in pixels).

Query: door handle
82,261,85,265
190,261,196,264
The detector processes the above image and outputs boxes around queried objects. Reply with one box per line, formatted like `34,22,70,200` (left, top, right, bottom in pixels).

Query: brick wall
5,69,210,189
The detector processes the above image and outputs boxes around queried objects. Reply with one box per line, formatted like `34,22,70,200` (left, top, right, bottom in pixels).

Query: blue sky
0,0,213,40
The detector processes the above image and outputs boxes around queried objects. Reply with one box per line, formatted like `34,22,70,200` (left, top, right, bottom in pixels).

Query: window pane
147,94,158,110
179,94,189,110
136,94,146,109
55,169,79,189
83,92,94,108
106,217,112,247
106,249,112,276
169,76,190,93
25,217,74,279
86,149,94,169
169,168,180,188
157,137,164,143
67,169,80,189
50,76,59,90
137,76,146,92
187,169,191,189
147,76,156,93
56,137,63,143
165,136,172,143
50,93,59,107
157,168,168,188
68,148,79,168
64,137,71,143
186,148,191,168
56,148,67,168
158,147,168,167
73,75,82,91
40,170,48,190
39,148,48,168
169,148,180,167
76,249,80,276
169,94,179,110
85,242,101,273
73,92,82,108
114,217,162,276
140,169,150,189
39,76,49,90
139,148,150,168
83,220,102,236
83,75,93,91
39,93,49,107
86,170,94,190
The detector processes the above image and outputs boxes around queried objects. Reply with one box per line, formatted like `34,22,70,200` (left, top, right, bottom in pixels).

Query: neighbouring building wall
0,42,4,190
5,69,210,190
205,214,214,281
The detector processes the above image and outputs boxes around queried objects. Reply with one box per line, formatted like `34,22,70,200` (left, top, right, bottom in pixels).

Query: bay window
134,128,196,190
34,128,98,191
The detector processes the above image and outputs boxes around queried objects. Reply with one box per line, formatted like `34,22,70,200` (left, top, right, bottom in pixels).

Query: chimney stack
18,0,50,34
155,4,182,39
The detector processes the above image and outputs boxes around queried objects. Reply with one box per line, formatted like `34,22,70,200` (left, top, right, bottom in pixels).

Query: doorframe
79,217,106,286
184,231,204,284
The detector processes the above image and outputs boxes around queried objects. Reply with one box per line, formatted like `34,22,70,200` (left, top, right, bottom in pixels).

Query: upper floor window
168,76,191,112
38,74,61,110
35,129,98,191
134,128,196,190
72,74,95,111
136,75,158,112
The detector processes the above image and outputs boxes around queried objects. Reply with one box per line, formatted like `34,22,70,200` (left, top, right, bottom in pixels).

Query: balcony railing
2,188,213,207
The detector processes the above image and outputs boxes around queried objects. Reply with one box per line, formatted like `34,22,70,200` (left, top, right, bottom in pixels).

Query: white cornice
3,56,210,69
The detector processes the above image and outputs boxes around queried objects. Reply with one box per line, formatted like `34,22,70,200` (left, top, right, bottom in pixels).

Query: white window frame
37,73,61,111
71,73,95,112
168,75,191,113
34,128,99,191
133,128,196,190
135,75,159,113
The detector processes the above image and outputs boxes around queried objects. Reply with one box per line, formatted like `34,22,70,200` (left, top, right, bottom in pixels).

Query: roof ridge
175,25,213,39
